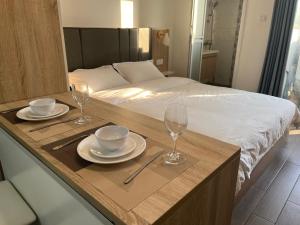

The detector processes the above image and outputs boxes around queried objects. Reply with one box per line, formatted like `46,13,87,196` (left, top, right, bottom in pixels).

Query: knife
123,151,164,184
52,134,90,151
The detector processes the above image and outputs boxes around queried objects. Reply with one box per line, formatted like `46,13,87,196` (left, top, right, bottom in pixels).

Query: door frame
232,0,249,88
187,0,208,80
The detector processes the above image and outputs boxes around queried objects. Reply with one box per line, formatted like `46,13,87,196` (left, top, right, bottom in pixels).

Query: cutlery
1,106,28,114
123,151,164,184
52,134,90,151
29,117,77,132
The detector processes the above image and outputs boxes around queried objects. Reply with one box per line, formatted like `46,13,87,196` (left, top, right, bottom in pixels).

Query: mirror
59,0,243,87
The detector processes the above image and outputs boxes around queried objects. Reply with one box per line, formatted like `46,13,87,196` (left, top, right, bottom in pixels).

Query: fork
1,106,28,114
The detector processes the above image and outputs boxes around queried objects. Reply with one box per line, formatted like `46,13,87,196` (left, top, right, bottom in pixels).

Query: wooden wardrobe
0,0,68,104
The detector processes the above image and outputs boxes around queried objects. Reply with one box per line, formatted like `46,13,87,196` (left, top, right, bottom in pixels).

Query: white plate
27,106,64,118
90,137,136,159
77,132,146,164
16,104,69,121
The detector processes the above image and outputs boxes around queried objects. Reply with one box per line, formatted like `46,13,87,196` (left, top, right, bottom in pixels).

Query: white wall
60,0,192,76
138,0,192,76
138,0,174,72
59,0,139,28
171,0,193,77
232,0,275,92
138,0,173,29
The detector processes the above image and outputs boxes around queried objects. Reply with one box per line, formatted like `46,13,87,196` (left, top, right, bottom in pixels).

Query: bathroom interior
201,0,242,87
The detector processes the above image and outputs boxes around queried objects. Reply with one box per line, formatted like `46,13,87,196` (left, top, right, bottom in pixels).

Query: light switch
156,58,164,66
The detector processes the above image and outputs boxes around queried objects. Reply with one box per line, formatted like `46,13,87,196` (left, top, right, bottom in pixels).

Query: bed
90,77,298,192
63,27,300,199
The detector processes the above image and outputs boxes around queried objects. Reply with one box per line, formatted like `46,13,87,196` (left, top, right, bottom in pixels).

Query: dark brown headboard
63,27,152,72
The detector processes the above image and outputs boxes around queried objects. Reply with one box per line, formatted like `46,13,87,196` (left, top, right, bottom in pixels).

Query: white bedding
91,77,299,191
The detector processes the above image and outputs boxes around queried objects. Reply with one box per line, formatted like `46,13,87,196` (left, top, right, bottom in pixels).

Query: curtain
259,0,298,96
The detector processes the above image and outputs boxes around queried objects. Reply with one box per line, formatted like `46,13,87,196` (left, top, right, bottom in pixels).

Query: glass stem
172,134,178,155
79,104,84,119
172,140,177,155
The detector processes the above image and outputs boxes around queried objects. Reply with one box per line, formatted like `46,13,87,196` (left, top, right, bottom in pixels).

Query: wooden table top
0,92,240,225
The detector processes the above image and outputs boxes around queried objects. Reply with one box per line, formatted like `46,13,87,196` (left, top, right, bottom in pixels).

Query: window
121,0,133,28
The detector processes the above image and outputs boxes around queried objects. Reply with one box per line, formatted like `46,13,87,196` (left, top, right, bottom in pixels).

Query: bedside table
162,71,175,77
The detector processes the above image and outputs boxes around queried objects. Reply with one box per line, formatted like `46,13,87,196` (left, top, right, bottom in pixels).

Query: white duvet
91,77,299,191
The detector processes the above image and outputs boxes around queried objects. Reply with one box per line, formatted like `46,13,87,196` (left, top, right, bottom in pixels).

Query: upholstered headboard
63,28,152,72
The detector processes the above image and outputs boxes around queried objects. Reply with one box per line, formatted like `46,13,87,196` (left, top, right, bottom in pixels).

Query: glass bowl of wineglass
70,81,90,125
164,102,188,165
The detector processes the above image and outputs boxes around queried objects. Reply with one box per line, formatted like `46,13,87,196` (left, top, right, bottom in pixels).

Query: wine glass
164,103,188,165
70,81,90,125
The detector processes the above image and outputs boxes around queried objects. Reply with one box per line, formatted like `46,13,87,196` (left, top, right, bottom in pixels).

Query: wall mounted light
162,33,170,46
156,30,170,47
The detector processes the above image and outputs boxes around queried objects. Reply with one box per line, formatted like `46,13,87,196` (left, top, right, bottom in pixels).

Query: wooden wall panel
0,0,67,103
152,30,169,72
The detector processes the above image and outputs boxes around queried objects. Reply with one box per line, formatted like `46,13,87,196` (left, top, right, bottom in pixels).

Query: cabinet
200,51,218,84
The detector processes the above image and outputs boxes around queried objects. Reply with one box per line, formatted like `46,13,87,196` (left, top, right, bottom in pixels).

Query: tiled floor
232,133,300,225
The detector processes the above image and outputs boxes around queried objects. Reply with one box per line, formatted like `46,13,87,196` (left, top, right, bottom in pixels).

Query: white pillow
68,66,129,93
113,61,165,83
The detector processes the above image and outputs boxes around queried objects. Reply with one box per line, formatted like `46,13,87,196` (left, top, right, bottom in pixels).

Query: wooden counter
0,92,240,225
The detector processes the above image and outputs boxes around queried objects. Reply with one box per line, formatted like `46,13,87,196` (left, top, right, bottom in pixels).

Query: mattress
91,77,299,191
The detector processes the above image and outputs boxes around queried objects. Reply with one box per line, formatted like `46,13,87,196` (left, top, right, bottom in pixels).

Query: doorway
167,0,243,84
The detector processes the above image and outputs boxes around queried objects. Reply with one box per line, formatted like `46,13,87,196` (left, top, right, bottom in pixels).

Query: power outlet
156,58,164,66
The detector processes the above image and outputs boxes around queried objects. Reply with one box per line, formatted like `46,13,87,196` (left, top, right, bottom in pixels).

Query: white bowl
29,98,56,116
95,125,129,151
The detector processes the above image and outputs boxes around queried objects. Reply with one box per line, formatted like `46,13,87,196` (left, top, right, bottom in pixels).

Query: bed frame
235,131,289,203
63,27,152,72
63,27,290,204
